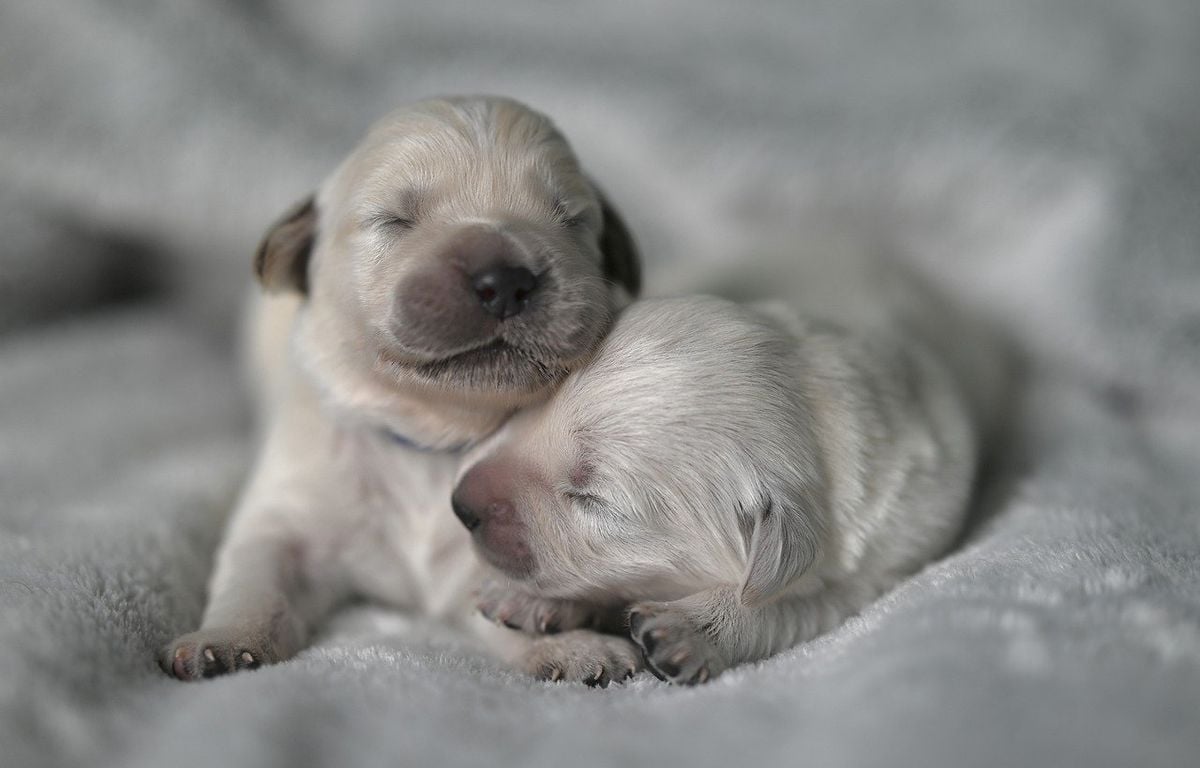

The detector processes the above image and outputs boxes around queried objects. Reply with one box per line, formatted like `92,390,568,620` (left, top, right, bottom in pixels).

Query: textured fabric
2,2,1198,767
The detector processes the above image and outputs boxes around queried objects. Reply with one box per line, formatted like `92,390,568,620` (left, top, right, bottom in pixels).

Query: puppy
163,96,644,683
452,256,1006,684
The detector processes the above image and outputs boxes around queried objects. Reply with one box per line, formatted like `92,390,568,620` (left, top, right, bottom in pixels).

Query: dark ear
593,184,642,297
738,491,824,606
254,194,317,293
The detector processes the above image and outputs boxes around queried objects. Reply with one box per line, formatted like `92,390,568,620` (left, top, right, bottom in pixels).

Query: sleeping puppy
452,257,1006,684
162,96,643,682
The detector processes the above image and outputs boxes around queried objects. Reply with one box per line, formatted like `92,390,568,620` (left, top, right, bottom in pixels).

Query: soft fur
162,96,643,683
6,2,1200,765
452,255,1007,684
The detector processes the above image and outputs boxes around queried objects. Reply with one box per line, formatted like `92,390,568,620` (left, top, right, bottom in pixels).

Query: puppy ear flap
592,183,642,297
254,194,317,293
738,492,824,606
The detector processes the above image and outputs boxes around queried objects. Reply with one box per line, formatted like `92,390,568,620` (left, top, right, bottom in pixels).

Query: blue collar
382,428,470,454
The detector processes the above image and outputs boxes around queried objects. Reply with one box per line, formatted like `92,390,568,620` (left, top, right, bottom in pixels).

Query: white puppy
163,96,645,683
452,255,1007,685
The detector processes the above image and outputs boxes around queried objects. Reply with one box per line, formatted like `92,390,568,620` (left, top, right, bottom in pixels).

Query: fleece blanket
2,2,1199,766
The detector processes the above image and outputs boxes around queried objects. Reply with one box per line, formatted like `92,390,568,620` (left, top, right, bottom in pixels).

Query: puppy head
255,97,641,440
452,296,828,605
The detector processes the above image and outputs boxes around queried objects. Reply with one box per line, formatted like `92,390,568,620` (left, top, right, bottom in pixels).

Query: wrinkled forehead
329,100,593,217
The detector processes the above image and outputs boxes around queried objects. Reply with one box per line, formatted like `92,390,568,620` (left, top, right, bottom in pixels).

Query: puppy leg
476,577,625,635
629,583,867,685
517,630,642,688
162,530,342,681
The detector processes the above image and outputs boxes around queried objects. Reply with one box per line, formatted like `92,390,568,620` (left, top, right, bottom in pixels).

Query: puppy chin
381,313,589,397
404,342,570,395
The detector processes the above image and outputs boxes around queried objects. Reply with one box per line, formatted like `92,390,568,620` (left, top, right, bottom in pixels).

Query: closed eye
552,199,588,229
374,215,416,232
363,200,420,233
365,187,425,233
564,490,607,512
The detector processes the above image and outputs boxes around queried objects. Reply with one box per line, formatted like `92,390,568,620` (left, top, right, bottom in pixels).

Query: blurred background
2,3,1199,767
4,0,1199,395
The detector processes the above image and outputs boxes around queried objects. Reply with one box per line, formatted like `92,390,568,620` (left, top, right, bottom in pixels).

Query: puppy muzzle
449,493,536,578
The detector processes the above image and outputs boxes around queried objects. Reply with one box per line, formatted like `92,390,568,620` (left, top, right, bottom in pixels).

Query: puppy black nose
452,497,481,532
471,266,538,320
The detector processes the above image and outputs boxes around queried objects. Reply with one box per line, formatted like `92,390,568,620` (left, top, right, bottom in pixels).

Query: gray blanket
2,2,1199,766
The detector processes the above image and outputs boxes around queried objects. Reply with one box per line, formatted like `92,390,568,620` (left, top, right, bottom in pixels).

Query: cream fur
162,96,641,685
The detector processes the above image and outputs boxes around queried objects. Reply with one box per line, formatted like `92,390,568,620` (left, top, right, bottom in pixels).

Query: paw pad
627,603,727,686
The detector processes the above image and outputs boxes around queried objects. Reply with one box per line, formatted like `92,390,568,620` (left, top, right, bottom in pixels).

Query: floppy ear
592,184,642,297
738,491,824,606
254,194,317,293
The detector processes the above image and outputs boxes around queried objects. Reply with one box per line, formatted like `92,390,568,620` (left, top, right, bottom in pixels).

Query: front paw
161,626,285,682
520,630,642,688
628,602,729,685
476,579,617,634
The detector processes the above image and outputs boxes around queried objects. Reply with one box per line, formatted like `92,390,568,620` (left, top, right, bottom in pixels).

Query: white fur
456,254,1004,684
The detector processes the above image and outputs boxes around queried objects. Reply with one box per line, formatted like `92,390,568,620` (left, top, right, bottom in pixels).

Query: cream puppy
163,96,643,683
452,258,1006,685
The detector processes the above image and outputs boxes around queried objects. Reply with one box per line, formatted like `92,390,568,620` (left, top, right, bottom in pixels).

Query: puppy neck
321,374,524,453
381,425,471,454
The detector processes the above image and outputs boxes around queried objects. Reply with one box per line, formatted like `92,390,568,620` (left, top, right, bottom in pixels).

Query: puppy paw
477,579,618,634
628,602,729,685
161,626,285,682
520,630,642,688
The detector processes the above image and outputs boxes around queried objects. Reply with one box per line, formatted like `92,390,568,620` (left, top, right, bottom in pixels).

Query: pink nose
452,462,535,577
451,496,481,531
